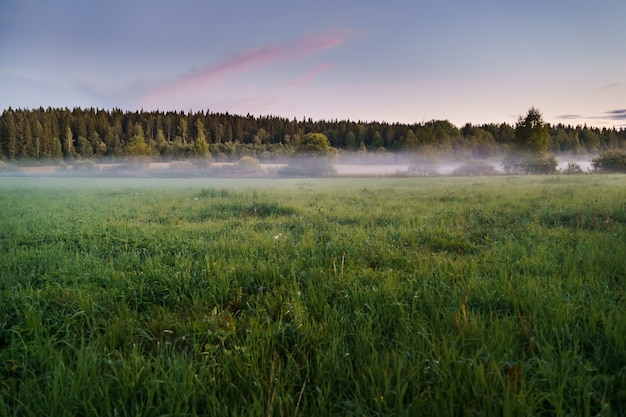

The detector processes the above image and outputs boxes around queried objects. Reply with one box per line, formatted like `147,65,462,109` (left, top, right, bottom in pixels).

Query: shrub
72,160,97,170
562,162,585,175
452,159,498,176
191,157,213,169
237,156,260,166
591,150,626,173
0,160,18,172
503,152,558,174
279,157,337,177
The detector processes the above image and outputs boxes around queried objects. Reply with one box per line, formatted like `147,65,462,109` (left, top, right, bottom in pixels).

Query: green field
1,175,626,416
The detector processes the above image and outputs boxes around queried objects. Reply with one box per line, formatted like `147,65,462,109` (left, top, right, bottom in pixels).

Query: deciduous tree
592,150,626,173
504,108,557,174
296,133,336,156
284,133,337,176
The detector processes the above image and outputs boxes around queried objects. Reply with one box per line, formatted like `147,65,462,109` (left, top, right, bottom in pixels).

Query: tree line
1,107,625,163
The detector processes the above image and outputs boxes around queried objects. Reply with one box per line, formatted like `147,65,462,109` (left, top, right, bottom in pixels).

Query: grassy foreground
1,175,625,416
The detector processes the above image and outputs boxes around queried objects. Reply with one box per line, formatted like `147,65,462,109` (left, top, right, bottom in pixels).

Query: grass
1,175,625,416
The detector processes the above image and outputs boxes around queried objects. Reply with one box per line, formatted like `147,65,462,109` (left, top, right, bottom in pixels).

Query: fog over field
1,153,597,179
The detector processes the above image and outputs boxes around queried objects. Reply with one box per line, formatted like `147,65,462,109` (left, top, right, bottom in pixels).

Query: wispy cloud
556,114,584,120
556,109,626,126
142,31,347,108
184,36,340,86
604,109,626,120
290,64,334,86
600,82,619,90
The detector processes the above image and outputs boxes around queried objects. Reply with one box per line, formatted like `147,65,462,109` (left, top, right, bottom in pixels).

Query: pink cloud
142,31,346,108
290,64,334,86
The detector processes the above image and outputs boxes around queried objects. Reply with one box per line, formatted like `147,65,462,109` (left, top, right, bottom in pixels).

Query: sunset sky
1,0,625,128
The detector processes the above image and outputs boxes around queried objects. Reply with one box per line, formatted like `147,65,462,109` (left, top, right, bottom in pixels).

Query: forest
1,107,626,163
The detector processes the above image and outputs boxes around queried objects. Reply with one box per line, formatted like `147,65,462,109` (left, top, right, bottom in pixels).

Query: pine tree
125,122,154,161
192,119,210,157
51,137,63,159
63,126,76,159
33,120,44,160
1,110,18,160
155,129,168,153
18,115,33,159
178,117,188,143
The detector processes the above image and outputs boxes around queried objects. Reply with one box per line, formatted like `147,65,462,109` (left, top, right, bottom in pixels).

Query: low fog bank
0,153,598,179
336,153,596,176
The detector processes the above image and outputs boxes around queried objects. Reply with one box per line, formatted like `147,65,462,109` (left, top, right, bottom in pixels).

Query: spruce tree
63,126,76,160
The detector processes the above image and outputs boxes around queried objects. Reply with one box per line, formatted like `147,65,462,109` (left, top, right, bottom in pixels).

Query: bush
452,159,498,176
72,160,97,171
591,150,626,173
237,156,260,166
408,165,439,177
280,157,337,177
562,162,585,175
0,160,18,172
191,157,213,169
503,152,558,175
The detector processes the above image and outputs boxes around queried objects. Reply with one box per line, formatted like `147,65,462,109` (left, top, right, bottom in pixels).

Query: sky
1,0,625,128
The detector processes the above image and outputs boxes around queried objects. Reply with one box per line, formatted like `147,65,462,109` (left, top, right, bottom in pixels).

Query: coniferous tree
125,123,154,162
41,113,55,159
18,118,33,159
402,129,418,150
33,120,44,159
0,110,19,160
63,126,76,159
155,129,169,156
51,137,63,159
1,107,625,162
177,117,188,143
192,119,210,158
77,136,94,159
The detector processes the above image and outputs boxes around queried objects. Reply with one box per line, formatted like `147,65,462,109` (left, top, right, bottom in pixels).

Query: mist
0,152,598,179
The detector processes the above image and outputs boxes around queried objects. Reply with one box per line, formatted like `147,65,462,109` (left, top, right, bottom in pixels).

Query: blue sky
1,0,625,128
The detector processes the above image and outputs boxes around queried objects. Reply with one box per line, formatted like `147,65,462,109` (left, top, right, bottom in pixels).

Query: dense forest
1,107,625,163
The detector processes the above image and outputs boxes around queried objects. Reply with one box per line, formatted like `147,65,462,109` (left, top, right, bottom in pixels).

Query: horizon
1,106,624,131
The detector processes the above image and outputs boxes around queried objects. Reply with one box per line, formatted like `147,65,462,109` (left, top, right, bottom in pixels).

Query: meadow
1,175,625,416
